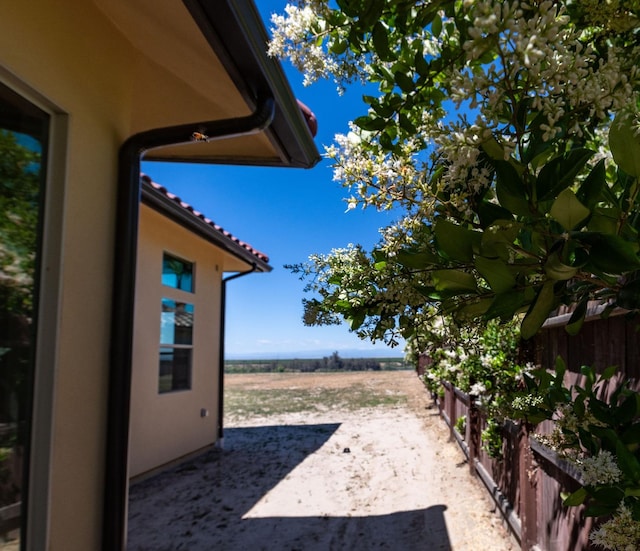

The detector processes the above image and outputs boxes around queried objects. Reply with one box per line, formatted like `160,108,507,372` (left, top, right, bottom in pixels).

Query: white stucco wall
129,205,223,478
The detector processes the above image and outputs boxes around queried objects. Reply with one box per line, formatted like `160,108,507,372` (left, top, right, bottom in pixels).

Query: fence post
518,422,537,550
468,396,479,476
447,383,456,441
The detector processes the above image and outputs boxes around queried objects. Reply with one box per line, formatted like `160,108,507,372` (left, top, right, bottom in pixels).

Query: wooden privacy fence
434,309,640,551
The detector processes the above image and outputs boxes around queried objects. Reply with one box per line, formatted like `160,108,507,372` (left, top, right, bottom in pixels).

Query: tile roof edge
140,174,271,266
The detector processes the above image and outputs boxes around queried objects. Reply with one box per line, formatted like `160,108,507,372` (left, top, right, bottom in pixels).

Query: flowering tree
271,0,640,343
271,0,640,547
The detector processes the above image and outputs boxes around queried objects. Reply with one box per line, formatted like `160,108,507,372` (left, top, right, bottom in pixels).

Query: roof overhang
140,176,272,273
94,0,320,167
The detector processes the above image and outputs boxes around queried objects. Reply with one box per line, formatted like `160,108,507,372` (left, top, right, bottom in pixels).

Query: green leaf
432,269,478,292
480,136,505,161
555,356,567,381
431,14,442,37
581,364,597,392
480,220,521,260
346,310,365,331
330,38,349,55
610,108,640,177
455,297,493,319
353,115,387,131
562,487,587,506
395,249,440,269
617,393,640,425
585,503,619,517
536,149,594,201
395,71,415,94
565,299,587,336
617,439,640,482
372,21,394,62
550,189,591,231
573,233,640,274
521,281,556,339
398,112,416,134
475,256,516,293
622,422,640,446
624,487,640,497
484,289,528,321
544,252,579,282
477,201,514,228
577,159,606,210
590,486,625,503
617,279,640,310
434,219,481,262
414,51,430,78
493,160,530,216
602,365,619,381
588,208,620,235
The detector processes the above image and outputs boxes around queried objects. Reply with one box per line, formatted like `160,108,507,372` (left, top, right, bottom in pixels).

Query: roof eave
140,178,272,273
177,0,321,169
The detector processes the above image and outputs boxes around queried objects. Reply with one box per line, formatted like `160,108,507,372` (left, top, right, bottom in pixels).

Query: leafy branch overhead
271,0,640,342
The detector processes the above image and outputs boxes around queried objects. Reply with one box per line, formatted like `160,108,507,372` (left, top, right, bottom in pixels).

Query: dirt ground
128,371,517,550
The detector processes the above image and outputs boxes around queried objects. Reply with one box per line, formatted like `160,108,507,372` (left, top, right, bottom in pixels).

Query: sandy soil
128,371,516,550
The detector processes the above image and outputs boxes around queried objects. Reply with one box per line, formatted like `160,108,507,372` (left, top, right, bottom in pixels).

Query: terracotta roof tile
141,174,270,264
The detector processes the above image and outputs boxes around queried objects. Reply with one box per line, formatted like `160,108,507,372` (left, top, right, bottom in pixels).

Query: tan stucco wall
0,4,134,551
0,1,276,548
129,205,223,478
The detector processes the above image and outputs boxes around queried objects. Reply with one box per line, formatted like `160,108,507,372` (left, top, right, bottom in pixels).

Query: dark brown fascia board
141,178,272,272
146,0,321,169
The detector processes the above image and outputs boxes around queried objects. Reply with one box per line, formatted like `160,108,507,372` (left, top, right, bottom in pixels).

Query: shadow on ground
127,424,452,550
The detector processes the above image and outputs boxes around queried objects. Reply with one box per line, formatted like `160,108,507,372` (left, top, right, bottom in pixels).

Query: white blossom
590,504,640,551
575,450,623,486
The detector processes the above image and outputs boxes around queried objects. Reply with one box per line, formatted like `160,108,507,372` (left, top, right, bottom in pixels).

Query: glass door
0,80,49,549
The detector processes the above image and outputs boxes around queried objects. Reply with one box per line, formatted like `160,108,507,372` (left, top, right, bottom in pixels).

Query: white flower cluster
429,121,496,216
590,503,640,551
268,3,368,91
470,381,487,396
510,393,544,412
456,0,638,141
327,123,428,214
576,450,623,487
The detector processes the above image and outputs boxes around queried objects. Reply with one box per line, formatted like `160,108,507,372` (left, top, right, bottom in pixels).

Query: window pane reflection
158,348,191,393
160,299,193,345
0,82,49,547
162,253,193,292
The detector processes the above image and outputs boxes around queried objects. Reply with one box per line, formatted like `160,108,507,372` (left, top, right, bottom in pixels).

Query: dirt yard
128,370,516,550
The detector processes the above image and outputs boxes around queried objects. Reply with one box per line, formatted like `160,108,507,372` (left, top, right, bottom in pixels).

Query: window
0,80,50,547
159,299,193,393
162,253,194,292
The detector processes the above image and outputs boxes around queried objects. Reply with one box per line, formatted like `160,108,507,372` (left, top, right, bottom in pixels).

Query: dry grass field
223,370,422,419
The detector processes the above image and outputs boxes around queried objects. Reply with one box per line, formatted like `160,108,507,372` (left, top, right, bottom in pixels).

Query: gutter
103,96,275,551
145,0,321,168
217,264,258,445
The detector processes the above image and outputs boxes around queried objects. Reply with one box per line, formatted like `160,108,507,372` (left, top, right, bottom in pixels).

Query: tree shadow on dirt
128,424,452,550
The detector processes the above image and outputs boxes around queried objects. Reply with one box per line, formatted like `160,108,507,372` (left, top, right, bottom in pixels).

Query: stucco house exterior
130,176,272,480
0,1,319,550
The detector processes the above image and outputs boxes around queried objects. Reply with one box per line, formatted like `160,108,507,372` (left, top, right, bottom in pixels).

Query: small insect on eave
191,132,208,142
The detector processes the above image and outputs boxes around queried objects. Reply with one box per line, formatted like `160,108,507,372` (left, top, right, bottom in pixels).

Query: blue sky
142,2,405,359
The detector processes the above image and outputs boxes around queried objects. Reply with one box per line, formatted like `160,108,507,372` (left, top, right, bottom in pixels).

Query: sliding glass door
0,80,49,549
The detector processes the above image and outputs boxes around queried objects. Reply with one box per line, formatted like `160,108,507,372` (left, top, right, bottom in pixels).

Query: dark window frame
158,298,194,394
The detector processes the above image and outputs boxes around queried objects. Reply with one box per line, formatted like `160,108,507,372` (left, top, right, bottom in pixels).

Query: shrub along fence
435,308,640,551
